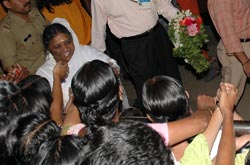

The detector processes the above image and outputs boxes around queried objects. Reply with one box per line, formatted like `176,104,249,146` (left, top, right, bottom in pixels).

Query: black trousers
105,26,128,75
107,22,182,110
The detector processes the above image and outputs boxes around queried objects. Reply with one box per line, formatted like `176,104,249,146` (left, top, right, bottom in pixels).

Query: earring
119,93,123,101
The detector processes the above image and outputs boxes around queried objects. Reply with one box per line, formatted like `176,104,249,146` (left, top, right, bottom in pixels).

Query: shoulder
0,15,11,32
29,8,47,22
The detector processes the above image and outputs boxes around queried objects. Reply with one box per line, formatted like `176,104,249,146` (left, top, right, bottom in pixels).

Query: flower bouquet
168,10,210,73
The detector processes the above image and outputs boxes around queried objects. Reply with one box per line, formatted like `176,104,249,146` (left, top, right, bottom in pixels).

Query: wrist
53,75,62,82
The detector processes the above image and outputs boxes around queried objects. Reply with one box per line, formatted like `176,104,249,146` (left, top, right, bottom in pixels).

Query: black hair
18,75,53,106
0,80,21,129
35,135,83,165
71,60,120,128
119,107,149,123
36,0,72,13
76,121,174,165
20,89,51,118
5,113,60,164
43,23,72,51
142,75,190,122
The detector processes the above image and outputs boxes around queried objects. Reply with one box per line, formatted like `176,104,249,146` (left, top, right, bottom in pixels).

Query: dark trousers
108,22,182,110
105,26,128,75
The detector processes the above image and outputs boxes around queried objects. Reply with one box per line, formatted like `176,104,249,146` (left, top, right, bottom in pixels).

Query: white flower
184,59,189,64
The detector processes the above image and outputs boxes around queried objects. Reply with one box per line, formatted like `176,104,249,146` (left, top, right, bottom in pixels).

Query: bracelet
242,59,249,66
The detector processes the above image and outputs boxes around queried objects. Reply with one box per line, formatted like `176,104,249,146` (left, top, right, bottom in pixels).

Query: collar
8,9,34,26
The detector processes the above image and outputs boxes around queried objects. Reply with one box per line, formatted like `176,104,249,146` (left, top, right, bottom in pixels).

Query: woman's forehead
50,33,71,45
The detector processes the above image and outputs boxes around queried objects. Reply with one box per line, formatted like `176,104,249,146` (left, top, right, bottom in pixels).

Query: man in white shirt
91,0,182,110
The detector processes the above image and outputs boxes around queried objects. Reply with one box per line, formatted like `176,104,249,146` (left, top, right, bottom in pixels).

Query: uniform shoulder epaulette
0,16,10,32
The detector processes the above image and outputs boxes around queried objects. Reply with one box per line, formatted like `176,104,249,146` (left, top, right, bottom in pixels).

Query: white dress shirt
91,0,179,51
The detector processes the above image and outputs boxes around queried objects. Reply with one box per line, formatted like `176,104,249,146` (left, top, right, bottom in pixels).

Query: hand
243,60,250,77
3,63,29,83
218,83,237,116
0,74,15,82
11,64,29,83
196,94,216,111
53,61,69,81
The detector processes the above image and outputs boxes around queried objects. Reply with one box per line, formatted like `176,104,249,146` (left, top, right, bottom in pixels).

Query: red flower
184,17,194,26
179,19,186,26
196,23,200,32
196,16,203,25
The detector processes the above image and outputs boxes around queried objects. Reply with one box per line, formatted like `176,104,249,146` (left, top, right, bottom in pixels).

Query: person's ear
185,90,190,99
3,0,11,9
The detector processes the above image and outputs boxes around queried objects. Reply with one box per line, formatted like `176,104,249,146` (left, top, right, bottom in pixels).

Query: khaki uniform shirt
0,8,47,74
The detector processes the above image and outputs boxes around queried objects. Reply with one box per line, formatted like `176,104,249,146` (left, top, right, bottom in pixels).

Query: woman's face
48,33,75,63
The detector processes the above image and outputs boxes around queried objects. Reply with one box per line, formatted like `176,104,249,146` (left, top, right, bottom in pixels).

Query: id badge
138,0,151,10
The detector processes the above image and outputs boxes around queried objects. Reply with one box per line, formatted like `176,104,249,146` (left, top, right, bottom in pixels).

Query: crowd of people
0,0,250,164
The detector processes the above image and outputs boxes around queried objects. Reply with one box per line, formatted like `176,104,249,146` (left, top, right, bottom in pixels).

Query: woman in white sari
36,18,129,125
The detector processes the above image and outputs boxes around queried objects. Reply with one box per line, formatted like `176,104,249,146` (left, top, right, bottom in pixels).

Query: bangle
242,59,249,65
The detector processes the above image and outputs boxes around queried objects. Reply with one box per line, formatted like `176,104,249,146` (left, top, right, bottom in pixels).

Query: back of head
5,113,60,164
77,121,174,165
71,60,119,127
18,75,52,106
0,80,21,129
142,75,189,122
20,89,51,118
35,135,83,165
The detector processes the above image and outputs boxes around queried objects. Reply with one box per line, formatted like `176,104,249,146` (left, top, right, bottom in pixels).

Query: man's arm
155,0,179,20
208,0,250,76
90,0,108,51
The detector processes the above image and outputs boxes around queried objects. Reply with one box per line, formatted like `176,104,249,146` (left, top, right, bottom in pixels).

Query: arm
197,94,222,151
208,1,250,76
90,0,108,52
61,88,82,135
61,103,82,135
208,0,242,54
168,109,211,146
155,0,179,20
50,62,69,126
203,108,222,152
216,83,237,165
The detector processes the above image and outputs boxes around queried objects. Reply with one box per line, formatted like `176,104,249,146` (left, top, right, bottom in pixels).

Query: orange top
0,5,6,21
42,0,91,45
177,0,200,16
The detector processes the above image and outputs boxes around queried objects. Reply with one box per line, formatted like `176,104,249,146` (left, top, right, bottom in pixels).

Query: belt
122,22,159,40
240,38,250,42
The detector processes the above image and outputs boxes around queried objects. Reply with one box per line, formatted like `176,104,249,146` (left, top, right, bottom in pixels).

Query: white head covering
37,18,119,107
